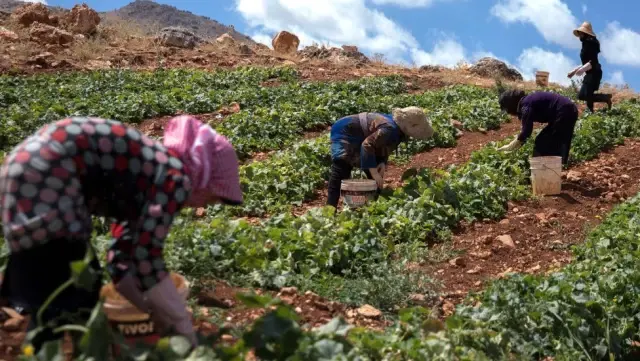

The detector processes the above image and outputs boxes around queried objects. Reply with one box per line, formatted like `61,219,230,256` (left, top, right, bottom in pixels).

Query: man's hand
498,139,523,152
376,163,386,178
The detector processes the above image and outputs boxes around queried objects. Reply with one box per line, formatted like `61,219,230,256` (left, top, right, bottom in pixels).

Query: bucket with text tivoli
100,272,190,355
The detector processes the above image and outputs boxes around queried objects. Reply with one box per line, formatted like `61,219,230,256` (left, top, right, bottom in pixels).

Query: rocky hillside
105,0,256,43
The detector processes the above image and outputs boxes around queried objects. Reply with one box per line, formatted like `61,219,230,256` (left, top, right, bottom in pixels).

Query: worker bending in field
497,90,579,165
327,107,434,207
0,116,243,352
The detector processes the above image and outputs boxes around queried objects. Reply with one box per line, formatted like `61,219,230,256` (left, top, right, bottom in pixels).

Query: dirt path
422,139,640,317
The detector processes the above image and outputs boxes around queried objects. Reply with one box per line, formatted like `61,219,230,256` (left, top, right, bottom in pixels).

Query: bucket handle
533,163,563,178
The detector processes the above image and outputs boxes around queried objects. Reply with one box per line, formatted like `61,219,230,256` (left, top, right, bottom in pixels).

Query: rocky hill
105,0,256,43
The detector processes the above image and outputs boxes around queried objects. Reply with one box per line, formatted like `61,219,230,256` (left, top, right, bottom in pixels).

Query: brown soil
423,139,640,317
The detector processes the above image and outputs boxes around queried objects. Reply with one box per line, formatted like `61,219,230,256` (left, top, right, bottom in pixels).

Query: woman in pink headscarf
0,116,242,351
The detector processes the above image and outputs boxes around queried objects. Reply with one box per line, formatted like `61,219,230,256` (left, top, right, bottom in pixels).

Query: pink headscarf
163,115,243,205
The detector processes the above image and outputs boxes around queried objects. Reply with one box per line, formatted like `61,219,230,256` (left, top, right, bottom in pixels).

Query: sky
25,0,640,90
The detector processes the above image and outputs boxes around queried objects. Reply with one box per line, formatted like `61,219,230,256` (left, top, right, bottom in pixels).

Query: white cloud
516,47,578,86
370,0,445,8
601,22,640,66
581,4,587,14
235,0,419,62
251,32,272,47
410,38,467,67
607,71,626,86
491,0,580,49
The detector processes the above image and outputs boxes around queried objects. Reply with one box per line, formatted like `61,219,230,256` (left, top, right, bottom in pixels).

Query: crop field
2,66,640,361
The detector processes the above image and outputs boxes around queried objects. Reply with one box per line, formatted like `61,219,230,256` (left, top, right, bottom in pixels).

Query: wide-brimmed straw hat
574,21,596,37
392,106,434,140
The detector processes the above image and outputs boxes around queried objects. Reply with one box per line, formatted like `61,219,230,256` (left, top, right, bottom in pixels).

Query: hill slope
106,0,256,43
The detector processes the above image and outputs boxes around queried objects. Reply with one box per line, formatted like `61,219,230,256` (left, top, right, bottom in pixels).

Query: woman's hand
369,168,384,189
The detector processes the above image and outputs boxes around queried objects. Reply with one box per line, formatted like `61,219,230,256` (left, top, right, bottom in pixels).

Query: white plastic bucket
529,156,562,196
341,179,378,207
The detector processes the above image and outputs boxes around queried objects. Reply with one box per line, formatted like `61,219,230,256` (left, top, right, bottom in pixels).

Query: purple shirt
517,92,575,142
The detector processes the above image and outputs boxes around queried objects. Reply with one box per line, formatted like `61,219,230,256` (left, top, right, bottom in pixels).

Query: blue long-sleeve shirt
330,112,405,169
517,92,575,142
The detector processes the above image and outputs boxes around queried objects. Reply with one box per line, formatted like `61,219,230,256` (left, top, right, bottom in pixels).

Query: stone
469,57,523,81
64,4,100,35
29,22,73,45
466,266,482,274
0,27,19,42
238,44,255,55
496,234,515,248
357,304,381,318
279,286,298,296
449,257,466,267
215,33,235,47
450,119,464,130
342,45,359,53
272,30,300,54
26,52,54,67
158,27,203,49
470,250,492,259
11,3,53,27
566,170,582,182
409,293,427,304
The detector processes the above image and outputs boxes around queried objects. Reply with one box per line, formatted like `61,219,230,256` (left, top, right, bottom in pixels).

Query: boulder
158,27,202,49
272,30,299,54
469,57,523,81
238,44,255,56
11,3,53,27
341,45,359,53
299,45,369,64
216,33,235,47
29,22,73,45
0,27,19,42
64,4,100,35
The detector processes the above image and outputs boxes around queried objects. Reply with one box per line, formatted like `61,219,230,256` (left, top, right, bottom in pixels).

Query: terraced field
2,66,640,361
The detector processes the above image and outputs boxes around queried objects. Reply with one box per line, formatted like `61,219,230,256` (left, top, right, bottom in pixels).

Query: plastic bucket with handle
341,179,378,208
100,272,190,355
529,156,562,195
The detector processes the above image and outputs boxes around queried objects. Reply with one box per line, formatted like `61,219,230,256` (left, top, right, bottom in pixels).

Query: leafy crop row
161,101,640,301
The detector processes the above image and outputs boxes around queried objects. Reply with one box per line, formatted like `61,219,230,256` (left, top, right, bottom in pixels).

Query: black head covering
498,89,526,115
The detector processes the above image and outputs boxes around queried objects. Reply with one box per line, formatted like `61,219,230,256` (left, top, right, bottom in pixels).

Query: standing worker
327,107,434,208
0,115,243,352
497,90,579,165
567,21,612,112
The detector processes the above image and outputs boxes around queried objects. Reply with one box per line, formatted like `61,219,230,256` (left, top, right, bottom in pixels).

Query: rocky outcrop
158,26,203,49
215,33,235,47
272,31,299,55
29,22,74,45
10,3,54,27
469,57,523,81
299,45,370,65
64,3,100,35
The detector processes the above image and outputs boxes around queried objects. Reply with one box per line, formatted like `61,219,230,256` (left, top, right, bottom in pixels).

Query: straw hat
574,21,596,37
392,106,434,140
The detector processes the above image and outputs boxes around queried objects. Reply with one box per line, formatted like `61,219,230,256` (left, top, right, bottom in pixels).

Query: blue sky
38,0,640,90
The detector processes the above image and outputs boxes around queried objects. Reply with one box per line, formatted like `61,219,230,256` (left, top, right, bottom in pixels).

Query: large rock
64,4,100,35
216,33,235,47
272,30,299,55
29,22,73,45
299,45,369,64
158,27,202,49
469,57,523,81
11,3,54,27
0,26,18,42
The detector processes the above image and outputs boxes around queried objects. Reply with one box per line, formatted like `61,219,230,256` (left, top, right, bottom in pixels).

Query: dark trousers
327,159,375,207
578,72,611,112
0,239,102,352
533,104,579,165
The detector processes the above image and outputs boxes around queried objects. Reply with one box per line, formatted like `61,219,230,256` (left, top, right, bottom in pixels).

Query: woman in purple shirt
497,89,579,165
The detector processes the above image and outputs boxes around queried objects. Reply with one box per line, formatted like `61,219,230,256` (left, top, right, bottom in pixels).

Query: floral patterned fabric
0,117,191,291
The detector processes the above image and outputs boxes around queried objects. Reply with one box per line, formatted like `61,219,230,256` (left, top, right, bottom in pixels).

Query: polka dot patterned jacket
0,117,191,292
